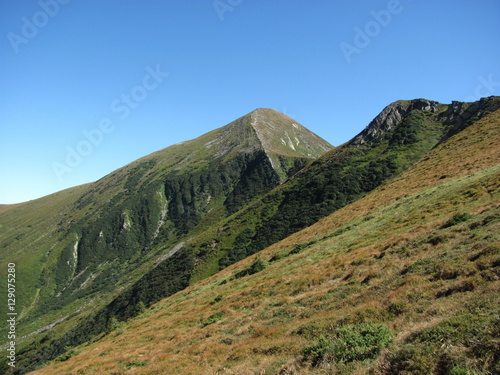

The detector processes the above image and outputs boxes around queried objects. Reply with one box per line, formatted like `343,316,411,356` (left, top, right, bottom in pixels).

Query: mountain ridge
351,96,500,147
119,107,332,179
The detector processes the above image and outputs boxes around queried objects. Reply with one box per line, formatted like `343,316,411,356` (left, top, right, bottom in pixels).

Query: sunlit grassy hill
30,107,500,374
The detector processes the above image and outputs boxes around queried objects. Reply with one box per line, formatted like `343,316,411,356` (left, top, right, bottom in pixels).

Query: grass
28,107,500,374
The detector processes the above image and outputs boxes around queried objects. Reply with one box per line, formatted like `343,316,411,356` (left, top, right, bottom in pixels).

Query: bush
442,212,472,228
125,359,147,369
202,311,224,327
383,312,500,374
234,257,267,279
303,335,335,366
54,347,81,362
384,345,435,375
387,301,408,316
303,323,393,366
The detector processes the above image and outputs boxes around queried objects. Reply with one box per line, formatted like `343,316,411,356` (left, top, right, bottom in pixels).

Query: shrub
383,312,500,374
442,212,472,228
387,300,408,316
202,311,224,327
234,257,267,279
303,335,335,367
303,323,393,366
384,345,435,375
54,347,81,362
210,294,224,305
124,360,147,369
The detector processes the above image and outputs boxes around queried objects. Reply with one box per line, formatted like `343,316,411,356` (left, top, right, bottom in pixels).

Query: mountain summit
136,108,332,181
215,108,333,181
247,108,332,160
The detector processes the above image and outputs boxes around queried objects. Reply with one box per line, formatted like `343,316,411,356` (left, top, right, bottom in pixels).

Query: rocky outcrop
439,96,500,125
351,97,500,147
351,99,440,146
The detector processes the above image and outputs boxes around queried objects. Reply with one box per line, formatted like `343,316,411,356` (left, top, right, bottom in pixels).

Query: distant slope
30,102,500,375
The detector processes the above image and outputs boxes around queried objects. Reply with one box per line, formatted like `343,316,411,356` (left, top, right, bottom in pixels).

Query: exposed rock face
351,99,441,146
406,99,441,112
438,96,500,126
351,97,500,146
249,108,333,158
356,101,406,143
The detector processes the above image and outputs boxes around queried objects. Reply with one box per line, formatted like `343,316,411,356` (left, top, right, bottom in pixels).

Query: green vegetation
233,257,267,279
303,323,393,366
201,311,224,327
124,360,148,370
442,212,472,228
385,306,499,374
53,348,81,363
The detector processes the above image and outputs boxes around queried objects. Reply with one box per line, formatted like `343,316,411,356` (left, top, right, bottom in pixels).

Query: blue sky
1,0,499,204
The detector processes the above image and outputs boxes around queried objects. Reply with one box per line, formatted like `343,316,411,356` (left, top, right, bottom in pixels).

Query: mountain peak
136,108,330,171
246,108,333,159
251,107,281,115
207,108,332,182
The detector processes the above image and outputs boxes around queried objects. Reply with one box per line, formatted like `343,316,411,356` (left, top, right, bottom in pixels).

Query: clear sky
1,0,499,204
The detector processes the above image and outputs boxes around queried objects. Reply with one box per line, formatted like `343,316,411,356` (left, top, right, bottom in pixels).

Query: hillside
30,103,500,375
2,97,500,374
0,108,332,372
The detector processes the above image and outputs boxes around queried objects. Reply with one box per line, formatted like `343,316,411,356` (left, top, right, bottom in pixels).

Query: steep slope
30,103,500,375
0,109,332,372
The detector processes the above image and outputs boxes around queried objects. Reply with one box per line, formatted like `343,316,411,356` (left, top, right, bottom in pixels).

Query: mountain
2,97,499,374
185,97,500,269
27,99,500,375
0,108,332,373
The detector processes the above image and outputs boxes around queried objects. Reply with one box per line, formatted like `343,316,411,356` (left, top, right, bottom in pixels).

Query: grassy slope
30,110,500,374
0,185,92,320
